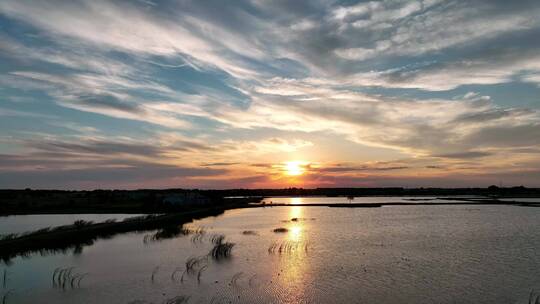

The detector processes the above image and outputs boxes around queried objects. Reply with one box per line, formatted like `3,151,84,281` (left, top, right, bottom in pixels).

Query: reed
163,295,190,304
73,220,93,228
52,267,88,290
185,256,207,275
208,236,234,260
189,227,206,244
143,226,204,244
197,265,207,284
248,274,258,287
1,289,13,304
1,208,228,264
529,290,540,304
176,255,208,284
230,272,244,289
268,240,309,255
171,267,183,282
150,266,159,283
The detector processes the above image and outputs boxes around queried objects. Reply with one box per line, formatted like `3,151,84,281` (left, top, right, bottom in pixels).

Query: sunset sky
1,0,540,189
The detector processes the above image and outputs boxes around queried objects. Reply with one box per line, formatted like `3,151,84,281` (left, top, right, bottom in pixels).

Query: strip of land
1,187,539,263
0,197,260,263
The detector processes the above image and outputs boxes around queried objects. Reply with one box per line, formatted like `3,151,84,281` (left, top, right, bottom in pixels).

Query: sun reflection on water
275,205,310,302
290,197,304,205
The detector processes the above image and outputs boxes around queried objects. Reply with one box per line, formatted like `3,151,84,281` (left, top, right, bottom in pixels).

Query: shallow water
1,203,540,304
0,214,142,235
262,196,480,204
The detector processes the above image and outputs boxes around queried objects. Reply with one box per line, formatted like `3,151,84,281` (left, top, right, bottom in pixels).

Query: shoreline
2,197,539,263
0,198,261,263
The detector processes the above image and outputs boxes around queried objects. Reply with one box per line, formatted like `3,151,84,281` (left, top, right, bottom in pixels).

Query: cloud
349,50,540,91
1,0,540,188
433,151,493,159
27,139,162,157
0,0,265,78
0,160,227,189
317,163,410,173
6,71,190,128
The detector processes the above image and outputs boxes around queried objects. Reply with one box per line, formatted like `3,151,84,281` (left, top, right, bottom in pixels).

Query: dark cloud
301,169,540,188
250,163,273,168
0,160,226,189
434,151,493,159
317,164,409,173
201,162,239,167
75,93,143,114
451,109,530,124
27,140,161,157
463,125,540,147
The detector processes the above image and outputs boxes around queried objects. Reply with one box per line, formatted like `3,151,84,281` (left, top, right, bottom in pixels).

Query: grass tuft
208,235,234,260
164,295,190,304
268,240,309,255
51,267,88,290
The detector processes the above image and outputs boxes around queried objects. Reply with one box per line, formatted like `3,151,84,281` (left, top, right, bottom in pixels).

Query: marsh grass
185,256,208,275
1,269,11,304
163,295,190,304
230,272,243,289
0,219,96,243
151,266,159,283
128,295,190,304
52,267,87,290
0,204,232,264
143,226,205,244
529,290,540,304
248,274,258,288
1,289,13,304
209,296,233,304
171,267,183,282
189,228,206,244
209,235,235,260
196,265,207,284
176,255,209,284
0,208,227,264
268,240,309,255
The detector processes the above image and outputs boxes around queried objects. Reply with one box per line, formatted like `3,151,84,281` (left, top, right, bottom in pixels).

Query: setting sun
285,161,305,176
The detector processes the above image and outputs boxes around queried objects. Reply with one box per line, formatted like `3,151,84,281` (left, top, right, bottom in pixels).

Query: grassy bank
0,198,260,264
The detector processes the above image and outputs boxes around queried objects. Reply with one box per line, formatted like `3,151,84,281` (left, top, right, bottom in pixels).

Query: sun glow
285,161,306,176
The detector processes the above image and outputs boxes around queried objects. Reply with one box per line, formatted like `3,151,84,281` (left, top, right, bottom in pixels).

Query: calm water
262,196,481,204
0,214,142,235
1,203,540,303
498,198,540,203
